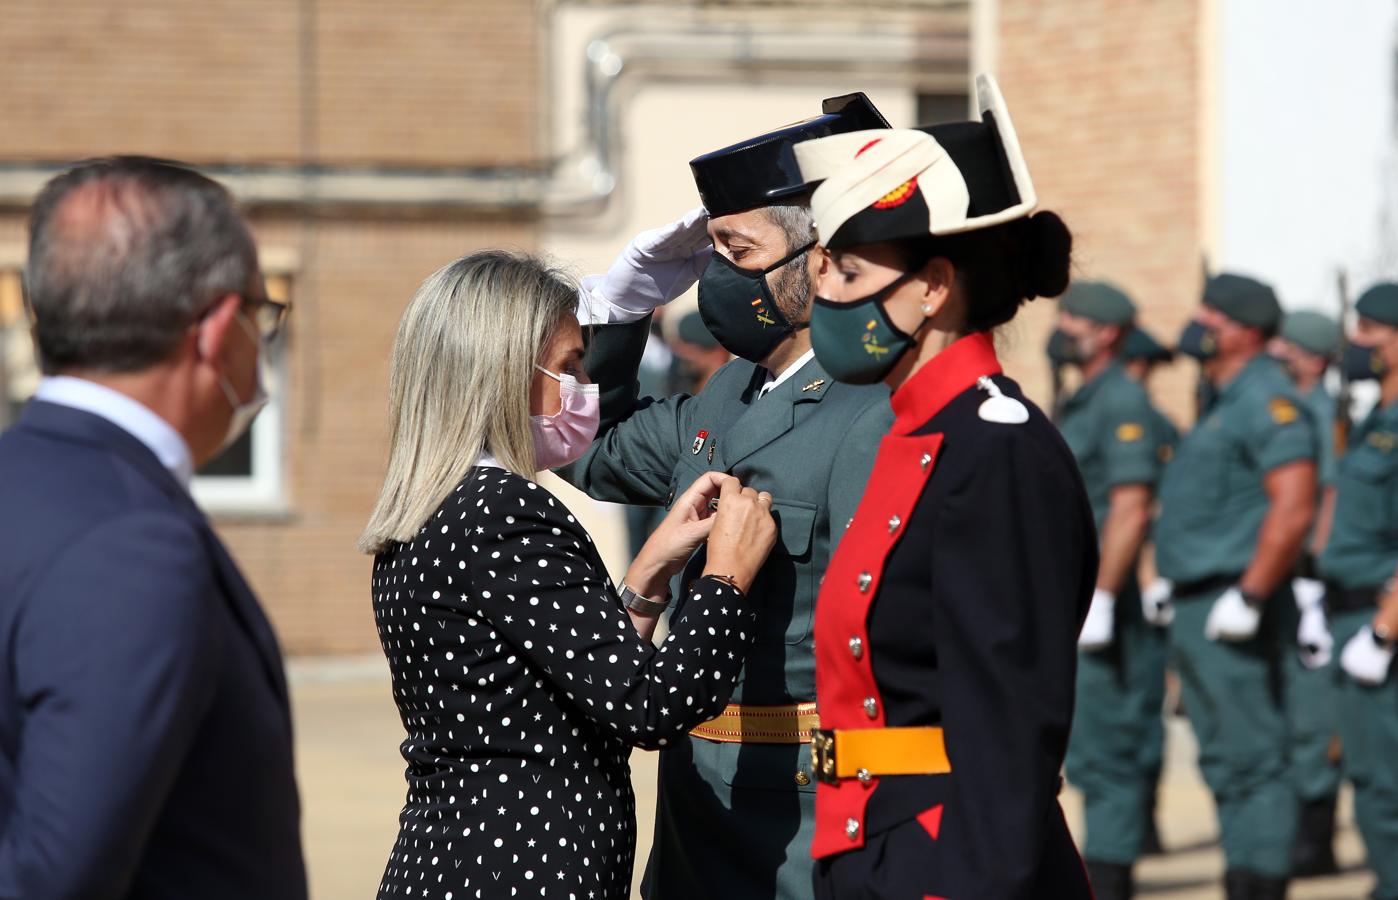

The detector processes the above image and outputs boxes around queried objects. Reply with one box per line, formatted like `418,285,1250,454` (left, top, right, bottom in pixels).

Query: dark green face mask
809,271,921,385
1046,328,1082,367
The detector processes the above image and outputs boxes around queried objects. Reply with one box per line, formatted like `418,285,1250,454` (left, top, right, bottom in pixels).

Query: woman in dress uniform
358,250,778,899
792,75,1098,899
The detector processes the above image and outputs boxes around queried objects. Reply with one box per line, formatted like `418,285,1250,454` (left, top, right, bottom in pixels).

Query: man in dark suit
0,157,306,899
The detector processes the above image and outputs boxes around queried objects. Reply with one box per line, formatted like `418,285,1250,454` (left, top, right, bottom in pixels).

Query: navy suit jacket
0,401,306,900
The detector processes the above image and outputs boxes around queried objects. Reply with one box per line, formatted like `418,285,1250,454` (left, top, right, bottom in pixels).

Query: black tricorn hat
689,93,890,217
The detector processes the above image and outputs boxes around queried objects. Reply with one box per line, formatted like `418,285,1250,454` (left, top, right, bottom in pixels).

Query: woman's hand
703,478,778,595
626,471,732,598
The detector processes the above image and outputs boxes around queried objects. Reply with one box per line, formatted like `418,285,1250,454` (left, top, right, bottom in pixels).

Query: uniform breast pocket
1341,447,1398,535
767,500,817,646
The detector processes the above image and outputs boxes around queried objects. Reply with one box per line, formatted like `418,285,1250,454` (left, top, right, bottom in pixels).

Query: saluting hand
582,207,713,315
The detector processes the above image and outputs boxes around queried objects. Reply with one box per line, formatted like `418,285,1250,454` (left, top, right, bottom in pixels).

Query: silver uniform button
857,572,872,593
887,514,901,534
920,452,932,470
845,817,860,840
857,768,872,785
863,696,878,719
848,636,863,660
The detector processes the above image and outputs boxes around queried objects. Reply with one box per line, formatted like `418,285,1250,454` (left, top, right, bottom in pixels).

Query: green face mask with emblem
810,271,922,385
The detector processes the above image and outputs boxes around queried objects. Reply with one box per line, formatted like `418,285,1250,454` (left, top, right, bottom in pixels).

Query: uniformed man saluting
1316,283,1398,900
1155,273,1319,900
559,95,895,899
1053,281,1174,900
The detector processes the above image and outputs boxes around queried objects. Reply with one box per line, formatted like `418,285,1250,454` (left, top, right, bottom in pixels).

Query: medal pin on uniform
976,376,1028,424
692,429,709,455
802,379,826,392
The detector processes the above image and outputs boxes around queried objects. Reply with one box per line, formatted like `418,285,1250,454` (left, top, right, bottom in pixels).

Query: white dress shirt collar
758,348,817,397
34,376,196,489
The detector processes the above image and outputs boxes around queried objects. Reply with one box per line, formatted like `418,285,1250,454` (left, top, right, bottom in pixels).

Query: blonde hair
358,250,577,554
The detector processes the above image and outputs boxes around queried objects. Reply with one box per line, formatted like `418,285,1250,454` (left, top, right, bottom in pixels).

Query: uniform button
887,514,901,534
794,770,811,786
857,768,873,785
920,452,932,470
845,517,853,530
863,697,878,719
848,636,863,659
857,572,872,593
845,817,860,840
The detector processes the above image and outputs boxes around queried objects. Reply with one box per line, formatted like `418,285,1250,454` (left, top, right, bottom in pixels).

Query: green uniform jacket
1301,381,1338,487
1056,361,1172,533
1319,399,1398,589
1156,355,1318,583
559,317,893,899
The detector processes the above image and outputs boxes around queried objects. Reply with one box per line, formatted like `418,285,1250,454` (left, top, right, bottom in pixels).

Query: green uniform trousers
1134,619,1169,811
1169,585,1297,877
1067,582,1160,864
1333,609,1398,899
1282,631,1342,803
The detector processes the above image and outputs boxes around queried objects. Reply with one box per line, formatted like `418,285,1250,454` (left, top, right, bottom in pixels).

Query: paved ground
291,656,1378,899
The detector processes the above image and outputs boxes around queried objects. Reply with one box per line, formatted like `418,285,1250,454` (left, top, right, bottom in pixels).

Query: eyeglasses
247,295,290,344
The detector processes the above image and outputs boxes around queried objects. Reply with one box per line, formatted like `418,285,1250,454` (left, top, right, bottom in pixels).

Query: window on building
0,255,293,517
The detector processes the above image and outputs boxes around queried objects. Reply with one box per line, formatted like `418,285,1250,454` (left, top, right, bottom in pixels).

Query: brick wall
1,0,543,653
995,0,1204,425
0,0,536,165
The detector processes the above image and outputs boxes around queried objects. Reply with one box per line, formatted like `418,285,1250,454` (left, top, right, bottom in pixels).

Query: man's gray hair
25,156,258,374
762,199,816,259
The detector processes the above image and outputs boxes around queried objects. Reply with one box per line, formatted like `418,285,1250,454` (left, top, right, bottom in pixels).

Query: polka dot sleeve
452,468,755,749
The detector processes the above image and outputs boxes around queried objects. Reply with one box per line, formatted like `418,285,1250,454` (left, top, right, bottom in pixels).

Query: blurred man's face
1056,310,1118,364
1197,304,1263,360
1353,316,1398,373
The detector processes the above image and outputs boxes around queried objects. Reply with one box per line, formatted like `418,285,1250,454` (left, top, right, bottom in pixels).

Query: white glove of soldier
577,207,713,323
1141,577,1175,627
1204,587,1261,642
1293,578,1333,669
1340,626,1396,686
1077,588,1116,651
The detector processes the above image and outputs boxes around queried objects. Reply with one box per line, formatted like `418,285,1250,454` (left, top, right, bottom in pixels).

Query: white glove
1204,587,1261,642
1293,578,1333,669
1078,588,1116,651
1141,578,1175,627
577,207,713,324
1340,626,1396,685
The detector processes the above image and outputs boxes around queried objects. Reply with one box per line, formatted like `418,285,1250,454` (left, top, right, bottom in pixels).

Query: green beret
1280,311,1341,357
1120,327,1173,363
1203,273,1282,333
676,311,720,349
1356,283,1398,327
1061,281,1136,326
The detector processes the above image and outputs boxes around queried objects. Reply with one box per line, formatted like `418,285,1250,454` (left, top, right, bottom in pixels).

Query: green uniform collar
1061,360,1128,416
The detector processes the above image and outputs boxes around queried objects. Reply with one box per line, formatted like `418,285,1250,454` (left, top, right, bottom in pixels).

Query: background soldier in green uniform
562,97,895,899
1054,282,1173,900
1318,283,1398,900
1120,325,1180,857
1270,310,1344,875
1155,273,1319,900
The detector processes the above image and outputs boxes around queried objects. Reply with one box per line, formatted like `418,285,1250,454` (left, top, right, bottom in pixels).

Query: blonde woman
360,250,777,900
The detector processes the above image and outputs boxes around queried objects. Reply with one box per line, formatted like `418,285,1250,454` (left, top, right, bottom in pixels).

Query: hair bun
1020,211,1072,301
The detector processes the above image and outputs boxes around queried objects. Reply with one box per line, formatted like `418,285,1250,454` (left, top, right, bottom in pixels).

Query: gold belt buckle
810,728,838,784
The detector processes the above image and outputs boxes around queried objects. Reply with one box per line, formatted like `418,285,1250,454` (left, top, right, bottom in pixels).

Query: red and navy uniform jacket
811,333,1098,899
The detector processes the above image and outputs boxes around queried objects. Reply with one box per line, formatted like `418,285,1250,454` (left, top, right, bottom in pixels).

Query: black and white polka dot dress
372,465,755,900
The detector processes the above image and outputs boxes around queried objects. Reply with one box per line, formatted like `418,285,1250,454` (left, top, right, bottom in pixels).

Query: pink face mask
530,365,601,470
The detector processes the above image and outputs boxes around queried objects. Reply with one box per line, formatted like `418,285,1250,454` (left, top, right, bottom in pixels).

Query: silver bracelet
619,582,670,617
